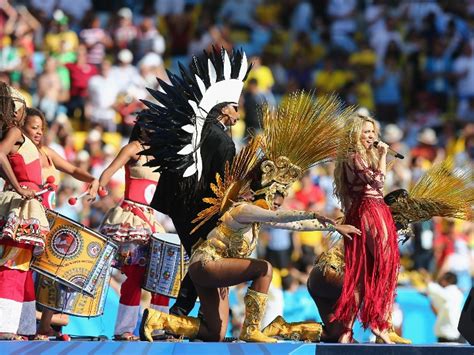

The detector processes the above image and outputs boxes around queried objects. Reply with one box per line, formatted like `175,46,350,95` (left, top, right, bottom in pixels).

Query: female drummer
98,124,168,341
22,107,100,338
0,83,49,340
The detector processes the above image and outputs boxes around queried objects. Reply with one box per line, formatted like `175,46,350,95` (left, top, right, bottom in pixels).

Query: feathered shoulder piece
191,135,263,233
385,159,473,230
138,47,251,180
255,91,355,204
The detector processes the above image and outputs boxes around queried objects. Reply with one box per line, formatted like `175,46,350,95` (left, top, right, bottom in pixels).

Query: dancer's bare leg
189,257,273,292
338,291,358,343
194,285,229,341
189,258,273,341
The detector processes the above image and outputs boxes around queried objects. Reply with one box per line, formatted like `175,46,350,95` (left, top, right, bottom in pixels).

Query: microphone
373,141,404,159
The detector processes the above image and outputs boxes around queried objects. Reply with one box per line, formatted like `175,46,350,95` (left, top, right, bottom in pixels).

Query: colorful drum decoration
31,210,117,296
143,233,188,298
35,259,112,317
113,241,149,269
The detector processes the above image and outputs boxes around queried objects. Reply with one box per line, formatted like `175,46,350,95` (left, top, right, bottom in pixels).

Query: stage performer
21,107,99,339
138,48,250,317
140,92,360,342
0,83,49,340
98,124,168,341
330,112,400,343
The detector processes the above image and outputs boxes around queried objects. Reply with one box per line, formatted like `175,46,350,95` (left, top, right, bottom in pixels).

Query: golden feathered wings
191,135,263,233
385,159,473,229
191,91,355,232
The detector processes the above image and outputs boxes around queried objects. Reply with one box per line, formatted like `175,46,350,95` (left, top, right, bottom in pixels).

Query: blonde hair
334,113,380,211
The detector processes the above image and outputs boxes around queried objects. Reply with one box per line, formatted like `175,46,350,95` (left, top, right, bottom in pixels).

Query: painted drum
31,210,117,296
143,233,189,298
35,259,112,317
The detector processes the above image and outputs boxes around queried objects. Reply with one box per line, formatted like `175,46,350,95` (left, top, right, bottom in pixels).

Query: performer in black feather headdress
137,47,251,316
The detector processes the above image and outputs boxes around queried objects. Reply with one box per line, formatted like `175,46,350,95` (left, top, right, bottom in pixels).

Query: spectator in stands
44,10,79,55
135,17,165,62
423,39,452,112
65,44,98,124
453,41,474,118
242,78,263,139
110,49,140,94
113,7,138,51
80,14,112,66
373,52,402,123
410,128,440,163
86,59,118,131
37,56,63,122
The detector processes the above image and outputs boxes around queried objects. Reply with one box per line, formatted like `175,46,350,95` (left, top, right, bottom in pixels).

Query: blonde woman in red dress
332,113,399,344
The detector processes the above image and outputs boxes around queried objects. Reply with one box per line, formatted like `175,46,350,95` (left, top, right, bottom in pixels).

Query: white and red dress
0,136,50,336
100,154,168,336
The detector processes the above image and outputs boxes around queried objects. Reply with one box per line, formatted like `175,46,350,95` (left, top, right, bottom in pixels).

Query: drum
31,210,117,296
35,261,112,317
143,233,188,298
113,241,149,269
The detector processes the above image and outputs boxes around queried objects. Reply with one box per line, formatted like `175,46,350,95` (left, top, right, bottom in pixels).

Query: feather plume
191,136,263,233
389,160,473,227
261,91,356,171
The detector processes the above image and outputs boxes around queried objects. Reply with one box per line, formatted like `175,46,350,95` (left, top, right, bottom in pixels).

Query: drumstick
68,191,90,205
34,176,57,196
35,187,53,196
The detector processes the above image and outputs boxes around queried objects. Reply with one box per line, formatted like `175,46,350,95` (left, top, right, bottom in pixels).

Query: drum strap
121,201,156,233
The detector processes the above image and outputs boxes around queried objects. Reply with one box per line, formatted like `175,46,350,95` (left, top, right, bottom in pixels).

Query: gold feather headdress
255,91,356,206
191,135,263,233
192,91,355,231
385,159,473,230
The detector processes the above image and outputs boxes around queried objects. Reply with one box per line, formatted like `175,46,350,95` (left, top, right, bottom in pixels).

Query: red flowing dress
333,152,400,331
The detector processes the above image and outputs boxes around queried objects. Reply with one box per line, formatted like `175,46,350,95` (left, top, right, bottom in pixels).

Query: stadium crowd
0,0,473,342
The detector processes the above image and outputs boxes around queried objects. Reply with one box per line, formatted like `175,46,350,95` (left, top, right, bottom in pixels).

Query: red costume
100,154,168,336
0,136,49,336
333,152,399,331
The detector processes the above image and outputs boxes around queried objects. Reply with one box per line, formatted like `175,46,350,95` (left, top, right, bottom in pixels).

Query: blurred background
1,0,473,344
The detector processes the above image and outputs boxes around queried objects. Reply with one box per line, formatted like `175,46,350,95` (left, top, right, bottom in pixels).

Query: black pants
169,272,198,316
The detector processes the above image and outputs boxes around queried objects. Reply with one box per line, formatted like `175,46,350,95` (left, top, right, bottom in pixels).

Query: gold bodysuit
190,204,259,266
190,203,331,267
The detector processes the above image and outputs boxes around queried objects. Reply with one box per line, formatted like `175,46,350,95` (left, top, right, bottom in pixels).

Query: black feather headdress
138,47,251,180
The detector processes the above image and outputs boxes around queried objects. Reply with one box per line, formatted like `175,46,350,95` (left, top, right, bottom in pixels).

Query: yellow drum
31,210,117,296
35,264,111,317
143,233,189,298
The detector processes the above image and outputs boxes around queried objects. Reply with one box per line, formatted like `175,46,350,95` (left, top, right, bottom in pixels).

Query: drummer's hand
18,186,35,199
86,179,100,201
335,224,361,240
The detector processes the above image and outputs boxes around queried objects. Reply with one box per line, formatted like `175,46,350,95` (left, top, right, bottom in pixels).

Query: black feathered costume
137,48,251,315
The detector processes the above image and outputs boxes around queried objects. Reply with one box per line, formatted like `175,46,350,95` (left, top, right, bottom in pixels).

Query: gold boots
139,308,200,342
262,315,323,342
239,289,277,343
375,325,412,344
